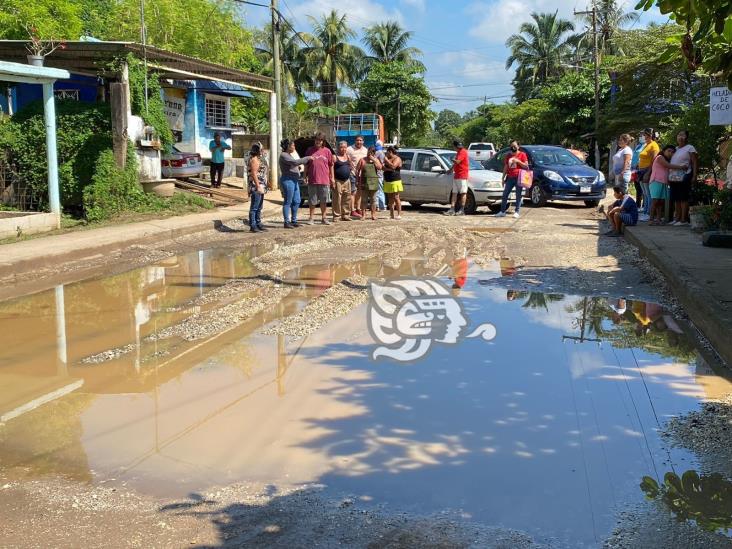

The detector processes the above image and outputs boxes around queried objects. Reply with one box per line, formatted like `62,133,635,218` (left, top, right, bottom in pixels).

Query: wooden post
110,82,128,169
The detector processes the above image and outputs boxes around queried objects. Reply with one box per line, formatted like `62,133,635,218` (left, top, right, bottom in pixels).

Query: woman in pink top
648,145,687,225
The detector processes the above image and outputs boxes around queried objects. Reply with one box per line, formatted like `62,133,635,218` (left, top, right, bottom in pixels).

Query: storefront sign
163,89,186,132
710,87,732,126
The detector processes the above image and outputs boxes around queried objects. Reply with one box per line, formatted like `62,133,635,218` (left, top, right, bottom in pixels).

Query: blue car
483,145,606,207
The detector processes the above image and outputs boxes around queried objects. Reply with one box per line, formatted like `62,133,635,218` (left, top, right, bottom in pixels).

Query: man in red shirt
445,140,470,216
305,132,335,225
496,139,529,219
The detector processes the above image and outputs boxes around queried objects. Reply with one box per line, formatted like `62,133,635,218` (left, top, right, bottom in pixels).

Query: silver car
396,148,504,214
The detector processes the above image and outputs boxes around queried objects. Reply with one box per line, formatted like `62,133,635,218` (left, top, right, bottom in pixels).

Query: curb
0,205,249,280
625,227,732,367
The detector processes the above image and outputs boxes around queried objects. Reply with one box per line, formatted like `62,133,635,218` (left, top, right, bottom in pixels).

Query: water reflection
0,247,730,547
641,470,732,534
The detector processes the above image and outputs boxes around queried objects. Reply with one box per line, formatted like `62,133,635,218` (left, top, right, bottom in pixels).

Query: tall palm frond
299,10,364,106
362,22,425,72
578,0,640,56
505,11,578,100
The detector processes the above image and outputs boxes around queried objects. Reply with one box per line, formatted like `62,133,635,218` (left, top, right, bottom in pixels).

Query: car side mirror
431,166,445,173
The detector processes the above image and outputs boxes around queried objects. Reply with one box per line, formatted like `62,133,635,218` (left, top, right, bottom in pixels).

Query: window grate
205,96,229,128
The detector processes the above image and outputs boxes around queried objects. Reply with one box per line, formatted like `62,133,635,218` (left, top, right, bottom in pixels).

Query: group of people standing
611,129,698,231
250,133,405,231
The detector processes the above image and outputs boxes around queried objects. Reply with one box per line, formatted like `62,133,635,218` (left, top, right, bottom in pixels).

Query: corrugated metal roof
0,41,272,92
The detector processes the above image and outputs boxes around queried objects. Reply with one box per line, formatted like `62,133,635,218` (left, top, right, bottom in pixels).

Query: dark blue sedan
483,145,607,207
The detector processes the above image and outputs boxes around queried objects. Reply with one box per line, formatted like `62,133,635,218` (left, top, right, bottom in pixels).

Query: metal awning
186,80,253,98
0,41,272,93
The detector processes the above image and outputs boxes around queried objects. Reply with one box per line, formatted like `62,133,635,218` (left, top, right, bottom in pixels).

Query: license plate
188,158,196,165
581,185,591,193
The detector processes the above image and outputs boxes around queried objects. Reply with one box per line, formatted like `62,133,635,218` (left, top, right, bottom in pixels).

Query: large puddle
1,246,731,546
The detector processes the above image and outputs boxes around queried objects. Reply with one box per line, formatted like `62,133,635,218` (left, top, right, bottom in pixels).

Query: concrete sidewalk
0,203,252,277
625,224,732,366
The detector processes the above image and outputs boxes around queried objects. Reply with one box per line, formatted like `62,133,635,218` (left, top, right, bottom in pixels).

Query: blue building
0,41,272,164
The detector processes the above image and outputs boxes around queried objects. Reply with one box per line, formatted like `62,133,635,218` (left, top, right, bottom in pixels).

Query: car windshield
529,148,585,166
440,152,484,171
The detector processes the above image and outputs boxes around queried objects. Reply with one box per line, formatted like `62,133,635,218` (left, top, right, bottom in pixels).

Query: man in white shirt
347,135,368,216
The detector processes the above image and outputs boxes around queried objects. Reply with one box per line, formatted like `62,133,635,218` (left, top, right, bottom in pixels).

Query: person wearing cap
279,139,311,228
209,132,231,188
444,140,469,216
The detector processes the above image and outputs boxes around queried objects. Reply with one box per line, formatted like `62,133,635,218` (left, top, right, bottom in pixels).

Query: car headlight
597,171,606,182
475,179,501,189
543,170,563,182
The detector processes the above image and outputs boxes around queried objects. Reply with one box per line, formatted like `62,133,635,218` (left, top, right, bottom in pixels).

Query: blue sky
243,0,668,115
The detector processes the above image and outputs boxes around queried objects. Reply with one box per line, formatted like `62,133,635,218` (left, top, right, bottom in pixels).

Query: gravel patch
604,504,732,548
151,280,291,341
80,344,136,364
263,275,370,337
662,393,732,478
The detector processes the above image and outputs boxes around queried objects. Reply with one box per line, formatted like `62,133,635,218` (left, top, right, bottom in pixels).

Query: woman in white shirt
613,134,634,192
668,130,697,226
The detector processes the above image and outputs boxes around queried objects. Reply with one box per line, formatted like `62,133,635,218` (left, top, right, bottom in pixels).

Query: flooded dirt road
2,204,731,548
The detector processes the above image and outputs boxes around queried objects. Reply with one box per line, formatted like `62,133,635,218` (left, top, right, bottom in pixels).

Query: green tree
362,21,425,72
301,10,363,106
579,0,640,56
636,0,732,87
506,11,578,101
434,109,462,139
542,71,610,144
355,62,433,145
255,24,311,100
0,0,83,40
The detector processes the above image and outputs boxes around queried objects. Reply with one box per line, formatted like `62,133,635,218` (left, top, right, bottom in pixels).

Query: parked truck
333,113,386,147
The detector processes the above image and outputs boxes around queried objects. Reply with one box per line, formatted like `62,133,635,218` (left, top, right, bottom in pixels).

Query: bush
0,100,112,212
83,144,213,222
83,143,143,222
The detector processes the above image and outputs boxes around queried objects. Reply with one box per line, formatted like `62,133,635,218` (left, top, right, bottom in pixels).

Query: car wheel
464,190,477,215
409,201,424,209
488,203,502,213
530,184,548,207
584,199,600,207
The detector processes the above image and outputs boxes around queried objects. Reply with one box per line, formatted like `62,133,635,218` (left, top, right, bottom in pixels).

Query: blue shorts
619,213,636,226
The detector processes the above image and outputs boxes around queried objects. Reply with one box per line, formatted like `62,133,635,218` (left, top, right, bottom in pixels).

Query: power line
428,82,510,90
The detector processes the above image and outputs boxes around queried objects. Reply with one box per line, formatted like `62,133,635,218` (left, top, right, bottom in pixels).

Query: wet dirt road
1,203,731,548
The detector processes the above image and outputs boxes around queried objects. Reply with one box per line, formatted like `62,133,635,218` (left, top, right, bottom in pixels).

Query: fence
0,152,41,211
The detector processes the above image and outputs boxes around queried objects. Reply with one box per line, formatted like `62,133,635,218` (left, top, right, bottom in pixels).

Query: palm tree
362,22,425,72
255,25,313,100
505,11,578,100
300,10,364,107
578,0,640,56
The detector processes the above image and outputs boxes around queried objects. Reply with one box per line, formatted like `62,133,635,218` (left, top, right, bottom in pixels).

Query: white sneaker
495,211,507,217
444,209,455,216
513,212,520,219
678,221,689,226
638,213,650,222
671,220,681,226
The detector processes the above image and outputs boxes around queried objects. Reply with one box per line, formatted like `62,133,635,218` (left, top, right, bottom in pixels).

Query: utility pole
139,0,149,115
271,0,282,146
396,92,401,146
575,2,600,170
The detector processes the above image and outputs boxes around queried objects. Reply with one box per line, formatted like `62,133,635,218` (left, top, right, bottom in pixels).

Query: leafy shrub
0,100,112,212
126,56,174,150
83,143,143,222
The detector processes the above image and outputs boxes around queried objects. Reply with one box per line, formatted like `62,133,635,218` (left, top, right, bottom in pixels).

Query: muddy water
0,247,730,547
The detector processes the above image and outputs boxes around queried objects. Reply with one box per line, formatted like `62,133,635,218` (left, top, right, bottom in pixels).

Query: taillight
161,160,170,167
171,159,185,167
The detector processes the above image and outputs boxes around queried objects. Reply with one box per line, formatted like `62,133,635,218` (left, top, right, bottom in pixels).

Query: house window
205,95,229,128
54,89,79,101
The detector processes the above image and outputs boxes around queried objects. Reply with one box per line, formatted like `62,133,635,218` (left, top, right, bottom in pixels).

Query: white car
396,148,504,214
468,142,496,162
161,147,203,178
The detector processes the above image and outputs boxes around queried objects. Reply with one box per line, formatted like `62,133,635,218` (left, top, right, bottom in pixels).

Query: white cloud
400,0,426,12
467,0,588,45
289,0,404,29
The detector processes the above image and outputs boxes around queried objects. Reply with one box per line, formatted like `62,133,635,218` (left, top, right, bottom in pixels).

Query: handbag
518,169,534,189
668,169,685,183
